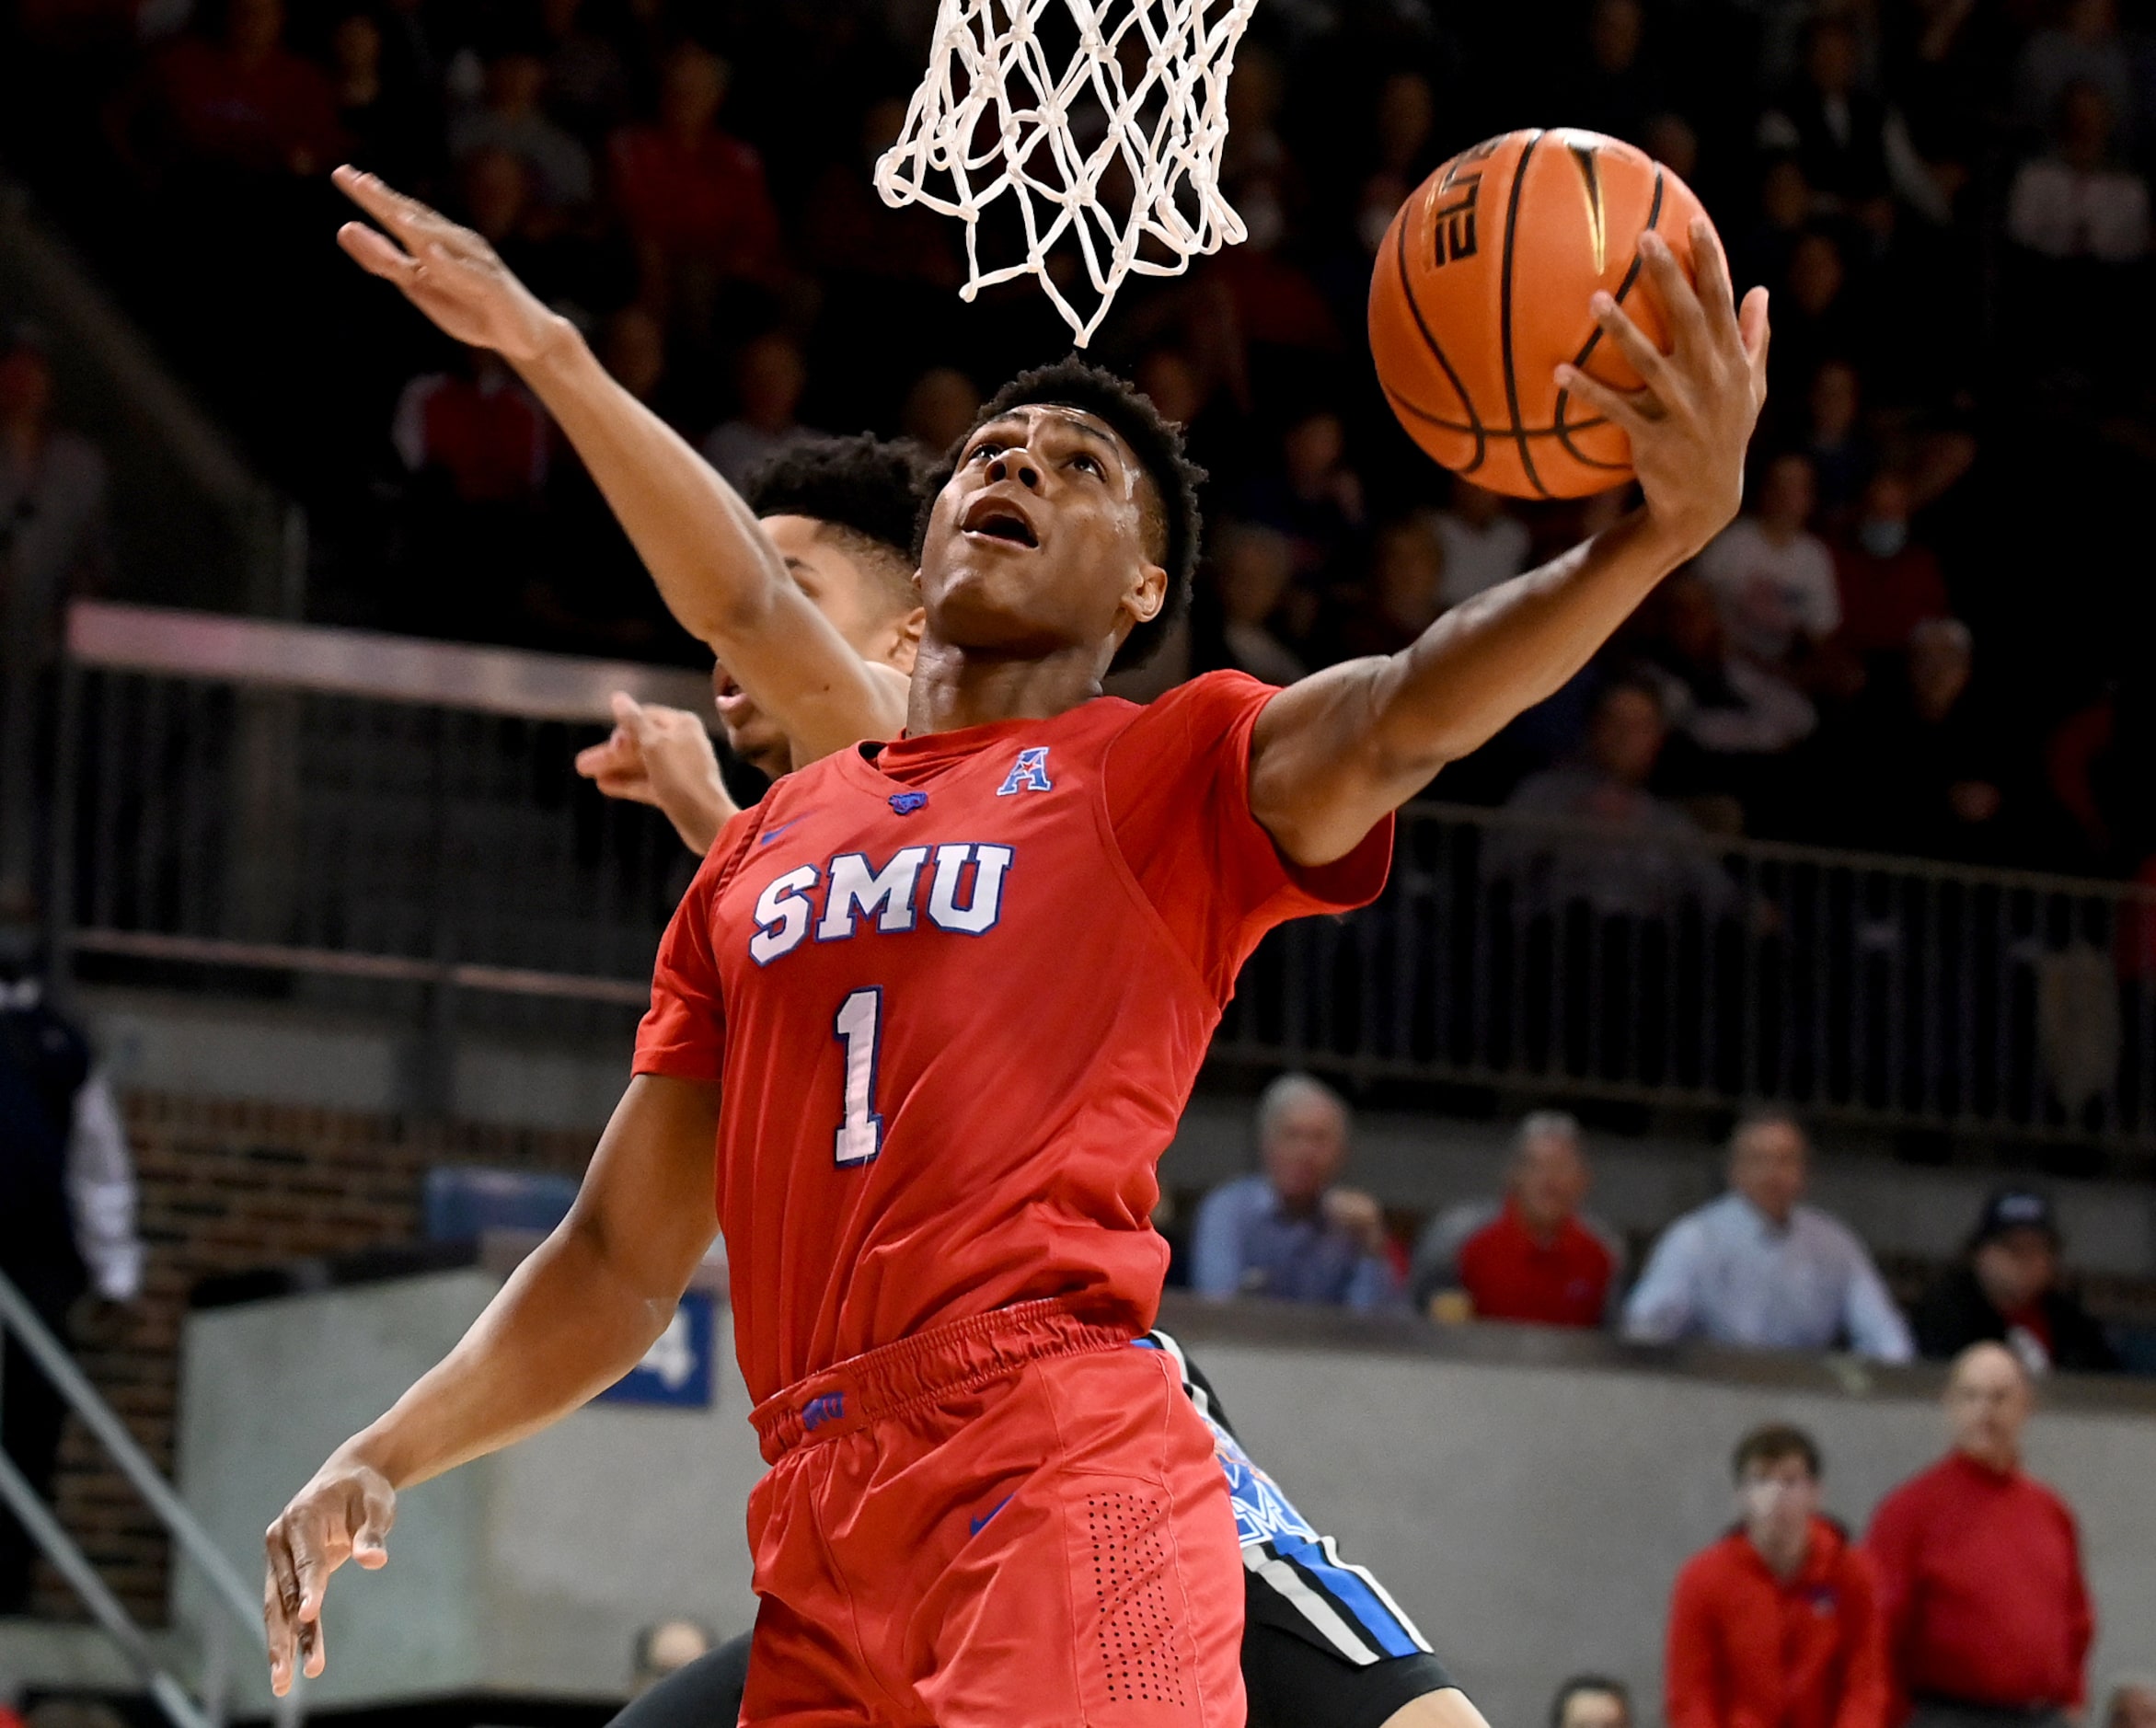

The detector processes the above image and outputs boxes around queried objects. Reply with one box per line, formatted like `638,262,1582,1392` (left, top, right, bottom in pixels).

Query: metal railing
0,1270,281,1728
1217,804,2156,1154
44,602,2156,1152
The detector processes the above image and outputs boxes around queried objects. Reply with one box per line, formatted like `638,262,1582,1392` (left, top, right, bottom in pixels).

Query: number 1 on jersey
832,987,884,1167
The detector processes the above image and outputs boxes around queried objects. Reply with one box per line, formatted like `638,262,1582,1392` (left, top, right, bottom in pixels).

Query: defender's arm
332,167,894,766
262,1074,720,1693
1248,223,1769,866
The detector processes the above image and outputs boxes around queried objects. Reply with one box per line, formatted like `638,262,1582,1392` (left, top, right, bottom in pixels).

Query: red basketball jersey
634,671,1392,1403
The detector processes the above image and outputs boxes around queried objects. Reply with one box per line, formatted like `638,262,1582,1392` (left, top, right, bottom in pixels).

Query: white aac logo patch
750,844,1013,964
997,748,1054,796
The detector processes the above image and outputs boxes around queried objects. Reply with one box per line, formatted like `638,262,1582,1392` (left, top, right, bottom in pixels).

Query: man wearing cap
1865,1343,2094,1728
1911,1191,2118,1375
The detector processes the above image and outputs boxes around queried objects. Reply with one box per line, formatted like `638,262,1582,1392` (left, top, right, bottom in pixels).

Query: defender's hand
575,693,731,855
1555,218,1770,559
264,1454,395,1695
332,166,568,365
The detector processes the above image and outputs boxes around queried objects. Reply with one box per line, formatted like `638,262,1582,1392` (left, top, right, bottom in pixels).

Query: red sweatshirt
1864,1453,2093,1714
1667,1516,1890,1728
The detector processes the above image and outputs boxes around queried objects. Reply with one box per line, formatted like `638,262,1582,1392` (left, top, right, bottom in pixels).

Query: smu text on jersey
749,842,1014,963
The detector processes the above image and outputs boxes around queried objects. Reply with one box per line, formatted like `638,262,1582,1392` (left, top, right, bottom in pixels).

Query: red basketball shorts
739,1299,1249,1728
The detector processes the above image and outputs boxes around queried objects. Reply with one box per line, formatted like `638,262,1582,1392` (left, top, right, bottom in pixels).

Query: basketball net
874,0,1262,345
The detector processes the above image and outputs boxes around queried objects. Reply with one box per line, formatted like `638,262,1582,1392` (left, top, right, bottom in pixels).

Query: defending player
266,169,1767,1724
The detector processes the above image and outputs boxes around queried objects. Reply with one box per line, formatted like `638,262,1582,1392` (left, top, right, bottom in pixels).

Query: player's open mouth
960,495,1040,548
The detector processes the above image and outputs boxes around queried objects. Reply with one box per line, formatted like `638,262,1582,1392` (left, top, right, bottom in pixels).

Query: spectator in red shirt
608,42,783,321
1831,472,1950,662
124,0,346,180
1866,1344,2095,1728
1666,1423,1891,1728
1408,1111,1622,1327
391,350,550,504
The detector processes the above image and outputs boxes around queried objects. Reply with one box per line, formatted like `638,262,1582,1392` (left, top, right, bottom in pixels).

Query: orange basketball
1368,127,1714,500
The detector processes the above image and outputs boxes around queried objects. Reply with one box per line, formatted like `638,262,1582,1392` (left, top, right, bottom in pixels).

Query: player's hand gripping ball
1369,127,1716,500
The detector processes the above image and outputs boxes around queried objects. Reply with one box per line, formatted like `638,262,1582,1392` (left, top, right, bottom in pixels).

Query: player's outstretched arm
330,166,892,767
261,1074,720,1695
1248,218,1769,867
575,693,738,855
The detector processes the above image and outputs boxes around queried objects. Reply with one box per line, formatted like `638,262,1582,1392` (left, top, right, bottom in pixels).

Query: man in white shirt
1432,477,1531,609
1695,452,1839,670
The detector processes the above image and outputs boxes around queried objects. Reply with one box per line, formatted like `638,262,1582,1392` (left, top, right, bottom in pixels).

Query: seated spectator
329,11,434,183
1434,476,1530,608
1189,1074,1399,1310
1243,408,1366,627
1912,1190,2119,1375
1336,517,1445,659
1758,17,1892,222
632,1618,719,1695
449,46,594,213
538,0,628,144
1622,1111,1914,1360
609,43,784,314
1832,472,1950,662
1409,1110,1621,1327
128,0,345,179
1354,71,1436,254
1493,680,1738,922
702,334,816,489
1866,1344,2094,1728
2108,1681,2156,1728
2015,0,2139,149
1640,571,1817,808
900,366,980,458
1697,453,1839,675
392,350,550,504
1211,523,1307,687
1553,1677,1634,1728
1803,360,1874,527
2007,81,2150,264
1555,0,1666,148
1667,1424,1888,1728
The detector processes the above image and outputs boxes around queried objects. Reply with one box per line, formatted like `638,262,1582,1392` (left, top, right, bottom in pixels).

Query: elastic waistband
750,1298,1135,1464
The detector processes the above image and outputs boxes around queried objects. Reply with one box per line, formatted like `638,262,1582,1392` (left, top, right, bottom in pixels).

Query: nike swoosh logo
760,814,815,846
969,1493,1015,1538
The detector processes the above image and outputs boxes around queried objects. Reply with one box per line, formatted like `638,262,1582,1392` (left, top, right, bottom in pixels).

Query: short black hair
920,356,1206,673
1732,1422,1821,1482
1551,1676,1631,1728
743,434,928,613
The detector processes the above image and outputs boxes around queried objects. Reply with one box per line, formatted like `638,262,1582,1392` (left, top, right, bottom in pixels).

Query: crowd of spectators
6,0,2156,881
1187,1080,2135,1373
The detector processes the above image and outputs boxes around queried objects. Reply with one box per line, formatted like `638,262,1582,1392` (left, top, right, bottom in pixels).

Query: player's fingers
1636,230,1711,359
1553,363,1647,432
1585,294,1675,403
264,1538,295,1691
609,691,646,729
1738,285,1771,374
337,223,420,282
1688,216,1742,345
336,166,453,247
350,1479,394,1570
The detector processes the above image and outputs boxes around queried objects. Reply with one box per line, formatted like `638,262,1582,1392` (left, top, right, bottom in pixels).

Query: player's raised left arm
1248,220,1769,867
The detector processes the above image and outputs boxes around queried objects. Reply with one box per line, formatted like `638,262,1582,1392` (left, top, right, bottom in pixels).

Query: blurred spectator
1556,0,1667,149
1827,619,2015,861
1409,1110,1621,1327
1866,1344,2093,1728
1772,231,1870,401
1553,1677,1634,1728
2006,82,2150,264
1697,452,1839,673
598,305,669,409
1189,1073,1399,1310
1621,1111,1914,1360
900,366,979,458
121,0,344,179
0,330,110,920
702,334,816,490
1832,472,1950,661
609,43,783,317
1245,409,1365,613
1211,523,1307,687
1804,360,1874,526
799,97,962,290
1666,1423,1889,1728
448,46,593,213
329,11,433,182
1912,1190,2119,1375
1493,679,1738,922
1759,17,1892,221
2015,0,2139,149
2108,1681,2156,1728
632,1618,719,1695
0,954,143,1614
1337,516,1445,659
538,0,628,144
1355,71,1436,255
392,349,551,504
1434,477,1531,608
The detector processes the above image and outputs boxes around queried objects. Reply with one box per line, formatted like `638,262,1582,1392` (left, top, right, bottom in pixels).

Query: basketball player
268,167,1766,1724
325,168,1461,1728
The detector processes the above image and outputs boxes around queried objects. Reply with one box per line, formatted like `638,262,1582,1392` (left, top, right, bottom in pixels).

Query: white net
874,0,1262,346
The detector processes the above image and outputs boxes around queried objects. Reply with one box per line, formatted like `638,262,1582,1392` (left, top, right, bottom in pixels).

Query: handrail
67,600,717,726
0,1267,284,1727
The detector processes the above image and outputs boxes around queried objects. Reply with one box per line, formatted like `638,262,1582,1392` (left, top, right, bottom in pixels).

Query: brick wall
30,1091,598,1625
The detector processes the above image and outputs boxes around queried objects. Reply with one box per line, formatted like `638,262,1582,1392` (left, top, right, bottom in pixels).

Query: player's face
711,514,922,777
916,406,1166,668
